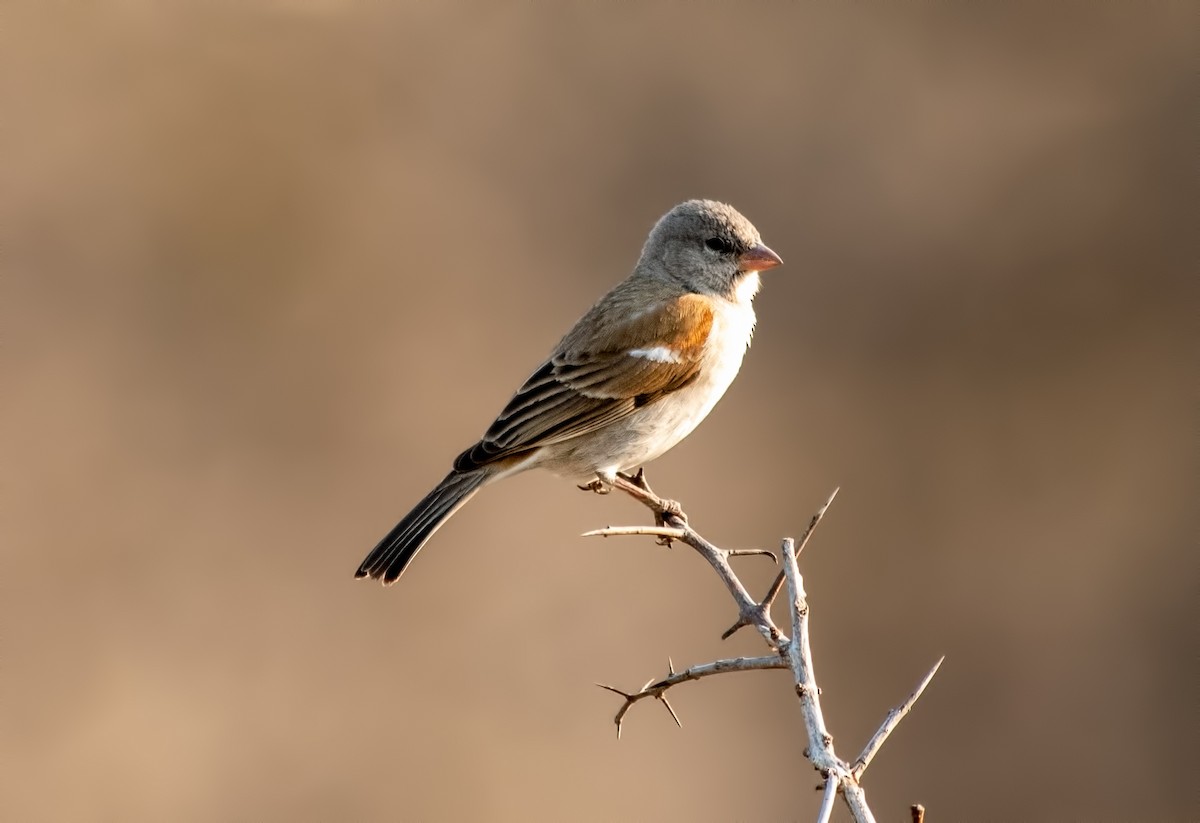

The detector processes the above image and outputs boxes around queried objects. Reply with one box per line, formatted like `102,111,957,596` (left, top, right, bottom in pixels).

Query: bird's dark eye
705,237,734,254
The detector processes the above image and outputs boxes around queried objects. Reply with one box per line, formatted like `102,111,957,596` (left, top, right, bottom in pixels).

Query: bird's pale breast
536,294,757,481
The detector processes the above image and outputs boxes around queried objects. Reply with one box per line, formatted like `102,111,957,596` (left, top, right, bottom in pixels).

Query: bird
356,199,782,585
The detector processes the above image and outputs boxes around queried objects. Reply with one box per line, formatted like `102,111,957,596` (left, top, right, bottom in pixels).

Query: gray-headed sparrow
357,199,782,585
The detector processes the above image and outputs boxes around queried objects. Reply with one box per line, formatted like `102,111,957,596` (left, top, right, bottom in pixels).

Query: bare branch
597,472,790,651
587,526,777,562
780,537,842,774
582,525,688,540
727,547,778,562
816,774,839,823
841,782,876,823
911,805,926,823
721,487,839,642
591,475,939,822
782,534,909,823
761,487,840,610
852,656,945,780
597,655,788,737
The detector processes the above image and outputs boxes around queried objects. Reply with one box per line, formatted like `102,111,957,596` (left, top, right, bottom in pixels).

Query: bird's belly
619,359,740,462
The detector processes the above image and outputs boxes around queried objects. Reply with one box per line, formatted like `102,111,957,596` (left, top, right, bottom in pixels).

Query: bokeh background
3,3,1195,821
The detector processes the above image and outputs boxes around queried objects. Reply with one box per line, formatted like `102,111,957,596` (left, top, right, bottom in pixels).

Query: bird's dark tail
355,469,491,585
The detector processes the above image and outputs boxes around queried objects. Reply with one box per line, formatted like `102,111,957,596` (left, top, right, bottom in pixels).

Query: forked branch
584,473,941,822
596,655,788,738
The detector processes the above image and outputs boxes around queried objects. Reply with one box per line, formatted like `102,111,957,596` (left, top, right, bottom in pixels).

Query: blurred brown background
3,2,1195,821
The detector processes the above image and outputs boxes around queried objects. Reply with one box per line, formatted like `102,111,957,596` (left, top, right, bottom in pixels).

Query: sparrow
356,199,782,585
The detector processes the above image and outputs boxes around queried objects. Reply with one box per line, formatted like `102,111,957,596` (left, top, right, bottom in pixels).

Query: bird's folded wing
453,293,715,471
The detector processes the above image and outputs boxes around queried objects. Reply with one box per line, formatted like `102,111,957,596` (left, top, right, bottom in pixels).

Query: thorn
667,656,675,676
720,619,746,641
596,683,633,699
727,548,778,563
659,694,682,728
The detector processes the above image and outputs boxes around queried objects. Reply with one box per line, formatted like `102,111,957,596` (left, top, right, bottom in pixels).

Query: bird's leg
611,468,688,545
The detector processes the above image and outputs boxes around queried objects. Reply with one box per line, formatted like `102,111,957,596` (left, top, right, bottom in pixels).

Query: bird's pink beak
738,243,783,272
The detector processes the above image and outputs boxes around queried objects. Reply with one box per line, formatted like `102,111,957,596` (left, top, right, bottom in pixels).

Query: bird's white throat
734,271,762,304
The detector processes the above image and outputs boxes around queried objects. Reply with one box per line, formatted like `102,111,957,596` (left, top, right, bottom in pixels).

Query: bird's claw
613,469,689,541
660,499,687,524
654,499,688,545
578,479,611,495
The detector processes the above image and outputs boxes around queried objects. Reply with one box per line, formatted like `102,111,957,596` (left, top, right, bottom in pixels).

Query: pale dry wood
747,487,840,629
595,655,788,738
853,656,945,780
781,536,874,823
582,525,687,540
582,470,788,650
588,474,940,822
816,774,839,823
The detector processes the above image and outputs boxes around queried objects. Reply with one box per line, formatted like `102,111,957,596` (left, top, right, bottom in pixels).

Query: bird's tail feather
355,469,490,585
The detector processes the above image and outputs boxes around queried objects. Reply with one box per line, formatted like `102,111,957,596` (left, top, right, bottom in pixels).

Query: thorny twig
595,655,787,738
582,472,942,822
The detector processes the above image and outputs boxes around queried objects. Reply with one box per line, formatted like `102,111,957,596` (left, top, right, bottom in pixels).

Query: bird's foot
578,479,611,495
614,468,687,545
656,498,688,528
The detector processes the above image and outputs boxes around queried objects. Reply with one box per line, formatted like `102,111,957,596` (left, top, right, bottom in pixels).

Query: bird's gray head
638,199,782,301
